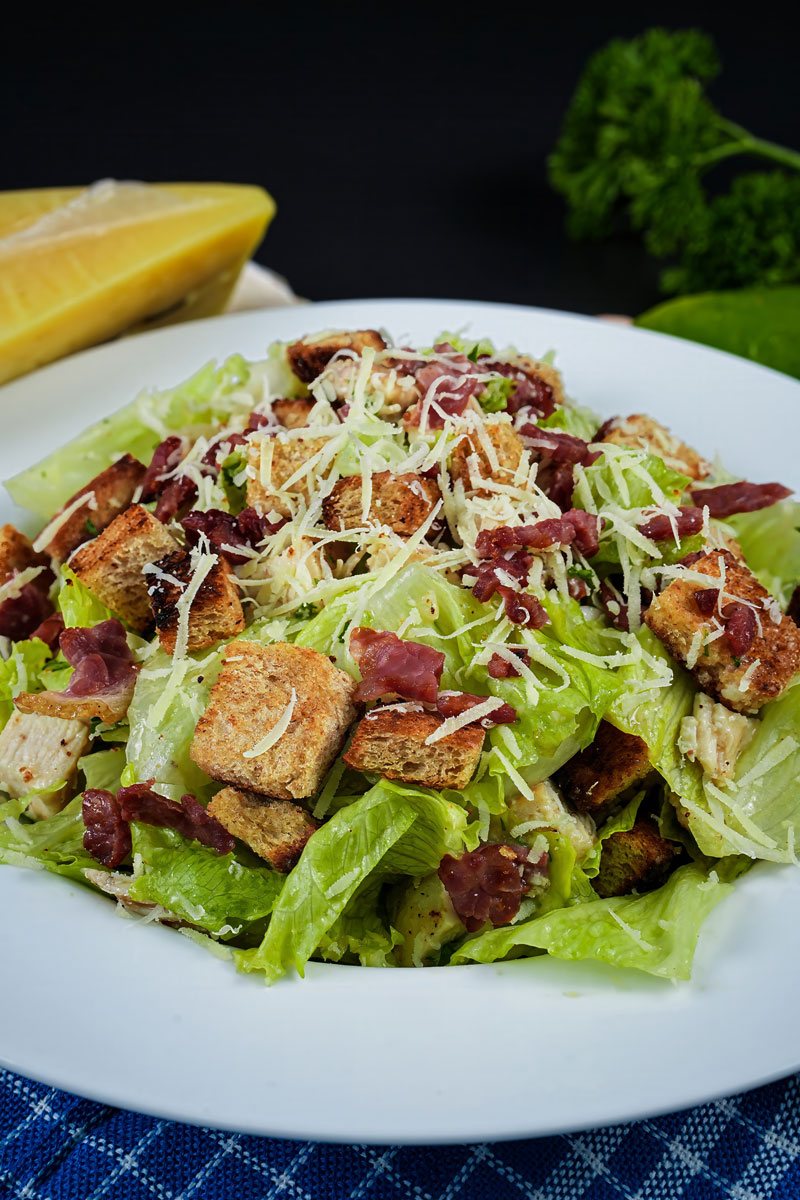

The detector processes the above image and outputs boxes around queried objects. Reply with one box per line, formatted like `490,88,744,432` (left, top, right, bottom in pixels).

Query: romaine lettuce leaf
452,858,743,979
0,795,96,881
79,746,127,793
125,646,224,802
235,780,469,982
727,499,800,606
540,405,601,442
6,354,256,519
128,824,283,937
57,566,115,628
0,639,51,729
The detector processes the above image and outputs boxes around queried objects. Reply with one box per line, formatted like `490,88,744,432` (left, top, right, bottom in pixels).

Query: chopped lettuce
453,859,743,979
6,355,257,519
80,746,127,793
540,405,601,442
0,639,51,729
128,824,283,937
236,780,469,982
125,646,224,802
57,565,115,628
0,795,96,881
727,499,800,606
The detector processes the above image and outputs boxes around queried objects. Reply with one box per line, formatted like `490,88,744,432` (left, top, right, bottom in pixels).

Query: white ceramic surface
1,300,799,1146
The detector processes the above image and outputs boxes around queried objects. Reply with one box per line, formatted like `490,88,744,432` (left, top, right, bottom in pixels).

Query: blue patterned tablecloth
2,1068,800,1200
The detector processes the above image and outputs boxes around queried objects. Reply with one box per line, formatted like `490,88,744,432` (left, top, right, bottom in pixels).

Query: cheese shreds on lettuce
2,325,798,988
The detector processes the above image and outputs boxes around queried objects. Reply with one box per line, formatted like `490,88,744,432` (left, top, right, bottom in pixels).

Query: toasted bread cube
599,414,710,481
645,550,800,713
149,550,245,655
343,709,484,790
191,642,357,800
556,721,653,821
287,329,387,384
70,504,179,632
246,435,331,517
272,398,316,429
449,421,525,494
35,454,146,563
322,471,440,535
593,819,681,898
0,524,52,584
0,710,89,819
325,358,421,411
207,786,318,872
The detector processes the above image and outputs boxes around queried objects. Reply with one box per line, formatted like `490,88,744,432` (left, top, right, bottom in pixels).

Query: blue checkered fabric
2,1069,800,1199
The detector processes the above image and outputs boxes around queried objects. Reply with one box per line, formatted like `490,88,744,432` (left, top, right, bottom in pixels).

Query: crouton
272,398,315,429
0,524,51,584
324,358,421,411
0,710,89,819
678,692,757,782
500,779,595,861
287,329,387,383
593,819,681,898
149,550,245,655
644,550,800,713
599,414,711,481
207,786,318,872
343,709,484,790
70,504,179,632
245,435,332,517
35,454,146,563
556,721,653,821
322,471,440,535
191,642,357,800
449,421,525,494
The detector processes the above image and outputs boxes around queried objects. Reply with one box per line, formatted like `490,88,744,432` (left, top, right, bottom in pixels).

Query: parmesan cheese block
0,180,275,385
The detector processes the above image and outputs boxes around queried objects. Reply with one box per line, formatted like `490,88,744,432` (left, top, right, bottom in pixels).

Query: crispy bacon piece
600,580,630,631
350,627,444,704
140,437,187,502
16,619,138,723
500,589,549,627
723,603,757,656
694,588,719,616
488,648,530,678
471,550,531,601
201,431,248,469
117,783,235,855
83,789,132,869
181,506,285,565
519,424,598,467
564,509,602,557
408,348,482,428
692,589,757,655
246,410,276,433
0,584,53,642
436,691,517,725
546,462,578,511
439,843,546,932
484,362,556,418
681,550,706,568
638,507,703,541
30,612,65,652
154,475,199,523
475,519,574,558
689,481,792,518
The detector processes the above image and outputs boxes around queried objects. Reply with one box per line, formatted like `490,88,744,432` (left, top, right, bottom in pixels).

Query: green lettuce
128,824,283,937
727,499,800,606
57,566,115,628
580,790,644,878
80,746,127,793
125,646,224,802
540,405,601,442
6,355,255,519
0,639,51,729
453,858,742,979
236,780,469,982
0,795,97,881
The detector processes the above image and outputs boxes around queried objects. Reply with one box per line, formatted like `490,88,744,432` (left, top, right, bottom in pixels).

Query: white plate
2,300,800,1146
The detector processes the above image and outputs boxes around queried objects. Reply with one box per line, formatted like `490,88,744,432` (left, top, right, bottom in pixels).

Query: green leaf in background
635,286,800,380
0,795,97,881
726,500,800,606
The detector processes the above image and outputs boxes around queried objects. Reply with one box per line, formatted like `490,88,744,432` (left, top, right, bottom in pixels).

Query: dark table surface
4,3,796,317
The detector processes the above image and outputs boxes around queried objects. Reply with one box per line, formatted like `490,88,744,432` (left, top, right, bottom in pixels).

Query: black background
5,3,795,317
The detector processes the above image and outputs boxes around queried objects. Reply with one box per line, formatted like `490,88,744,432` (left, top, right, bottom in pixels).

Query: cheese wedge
0,180,275,386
